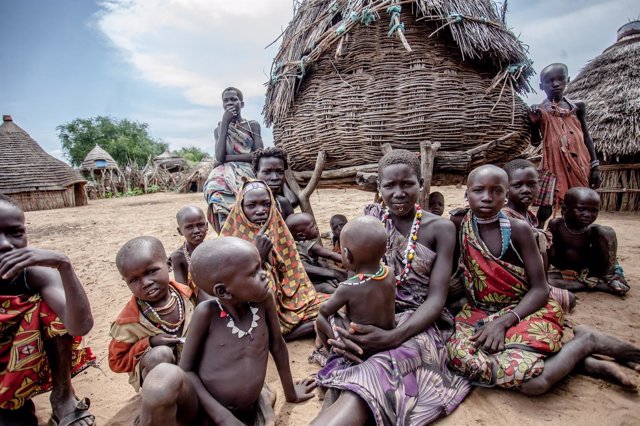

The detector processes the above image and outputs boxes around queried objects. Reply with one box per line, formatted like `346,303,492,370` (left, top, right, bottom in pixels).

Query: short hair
0,194,20,209
252,147,289,173
222,86,243,101
330,214,347,227
540,63,568,82
285,212,314,236
116,236,166,269
428,191,444,200
378,149,421,179
503,159,536,178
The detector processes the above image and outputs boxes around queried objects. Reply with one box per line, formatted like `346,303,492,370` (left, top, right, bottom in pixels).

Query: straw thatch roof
565,20,640,161
80,145,120,172
263,0,533,179
154,149,187,172
0,115,87,211
178,158,214,193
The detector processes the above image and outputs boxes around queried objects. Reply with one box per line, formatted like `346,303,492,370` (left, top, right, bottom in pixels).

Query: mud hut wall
8,184,87,212
273,10,530,174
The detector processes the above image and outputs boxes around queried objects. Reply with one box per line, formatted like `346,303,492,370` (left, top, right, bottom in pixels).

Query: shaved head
285,213,314,235
564,187,600,206
467,164,508,187
341,216,387,265
116,236,167,270
190,237,257,286
176,205,205,224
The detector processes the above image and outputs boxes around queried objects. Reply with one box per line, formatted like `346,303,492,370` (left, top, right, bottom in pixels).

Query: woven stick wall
265,0,533,183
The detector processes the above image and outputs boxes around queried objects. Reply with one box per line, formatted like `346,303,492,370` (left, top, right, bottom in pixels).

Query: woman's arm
576,101,601,189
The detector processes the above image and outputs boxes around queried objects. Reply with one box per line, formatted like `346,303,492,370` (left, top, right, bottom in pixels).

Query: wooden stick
419,141,441,209
285,150,326,218
381,143,394,156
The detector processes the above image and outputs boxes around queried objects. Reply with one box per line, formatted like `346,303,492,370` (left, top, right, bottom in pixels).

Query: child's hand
527,105,541,124
254,234,273,263
286,377,316,403
470,319,508,353
589,168,602,189
0,248,69,280
149,334,182,347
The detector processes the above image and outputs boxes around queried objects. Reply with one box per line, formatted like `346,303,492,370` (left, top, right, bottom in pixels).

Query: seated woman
220,180,326,340
252,147,295,220
446,165,640,394
204,87,263,232
312,150,470,426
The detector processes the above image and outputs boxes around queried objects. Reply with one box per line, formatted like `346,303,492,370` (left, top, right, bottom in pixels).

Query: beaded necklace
381,204,423,285
215,299,260,340
139,286,185,333
182,241,192,266
472,211,511,259
341,264,389,286
562,218,589,235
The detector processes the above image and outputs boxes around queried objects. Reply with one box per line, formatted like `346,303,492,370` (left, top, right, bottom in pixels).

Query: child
329,214,348,254
221,180,327,340
285,212,347,294
170,205,209,303
547,187,629,296
447,165,639,393
502,159,575,312
204,87,264,233
109,236,196,392
427,191,445,216
529,63,601,227
252,147,295,220
138,237,315,425
316,216,396,354
0,195,95,426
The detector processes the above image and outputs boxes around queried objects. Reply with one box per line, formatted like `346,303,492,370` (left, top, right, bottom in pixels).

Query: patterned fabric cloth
532,98,591,208
502,207,552,253
220,181,326,335
203,120,258,215
108,281,195,391
0,294,96,410
315,204,471,426
447,211,564,388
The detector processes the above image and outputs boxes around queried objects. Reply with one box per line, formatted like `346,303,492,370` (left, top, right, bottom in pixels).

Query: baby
428,191,445,216
316,216,396,355
286,212,347,294
138,237,315,424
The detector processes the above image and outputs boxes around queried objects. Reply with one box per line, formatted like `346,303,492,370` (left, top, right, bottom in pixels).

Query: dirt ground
28,186,639,425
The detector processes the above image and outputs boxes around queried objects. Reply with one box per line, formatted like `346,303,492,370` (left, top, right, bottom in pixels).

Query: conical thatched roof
0,115,85,194
154,149,187,172
263,0,533,178
80,145,119,172
565,20,640,160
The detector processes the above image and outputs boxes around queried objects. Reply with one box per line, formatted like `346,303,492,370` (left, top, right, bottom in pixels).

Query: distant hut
264,0,533,187
179,158,214,193
154,150,187,172
0,115,87,211
565,21,640,211
80,145,124,197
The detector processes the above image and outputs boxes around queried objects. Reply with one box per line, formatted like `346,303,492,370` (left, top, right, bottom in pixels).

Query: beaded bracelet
509,310,521,323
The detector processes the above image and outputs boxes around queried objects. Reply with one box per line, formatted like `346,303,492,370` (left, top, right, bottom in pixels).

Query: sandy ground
27,187,639,425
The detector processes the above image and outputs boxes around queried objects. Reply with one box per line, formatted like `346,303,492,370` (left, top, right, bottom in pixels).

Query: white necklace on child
215,298,260,339
182,241,192,266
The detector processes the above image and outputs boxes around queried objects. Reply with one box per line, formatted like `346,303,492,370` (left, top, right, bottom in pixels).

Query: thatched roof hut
565,20,640,211
154,150,187,172
264,0,533,186
178,159,214,193
80,145,119,172
0,115,87,211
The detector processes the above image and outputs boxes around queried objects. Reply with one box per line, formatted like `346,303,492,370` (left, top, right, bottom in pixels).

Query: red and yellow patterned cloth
447,212,564,388
0,294,95,410
220,181,326,335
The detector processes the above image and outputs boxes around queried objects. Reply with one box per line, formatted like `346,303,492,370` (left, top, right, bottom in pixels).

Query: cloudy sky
1,0,637,162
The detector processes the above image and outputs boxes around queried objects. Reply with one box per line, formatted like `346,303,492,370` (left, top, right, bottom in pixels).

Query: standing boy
529,63,601,227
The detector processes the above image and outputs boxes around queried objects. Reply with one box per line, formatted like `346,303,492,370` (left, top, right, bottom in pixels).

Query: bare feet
258,384,277,426
593,278,630,296
574,325,640,366
580,356,637,391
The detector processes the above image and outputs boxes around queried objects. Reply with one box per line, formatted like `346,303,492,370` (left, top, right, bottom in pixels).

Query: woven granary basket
269,7,530,179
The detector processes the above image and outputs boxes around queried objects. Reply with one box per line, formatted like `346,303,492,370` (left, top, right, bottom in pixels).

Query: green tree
174,146,211,164
57,116,168,167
